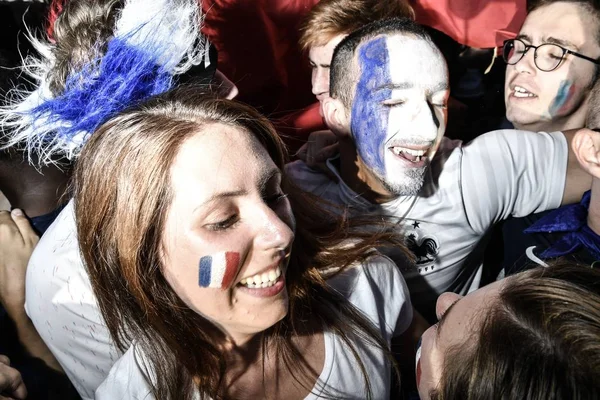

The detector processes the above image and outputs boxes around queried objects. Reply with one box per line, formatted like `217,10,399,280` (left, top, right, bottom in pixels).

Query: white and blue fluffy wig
0,0,208,166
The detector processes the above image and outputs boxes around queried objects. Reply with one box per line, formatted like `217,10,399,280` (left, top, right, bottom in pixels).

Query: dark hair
431,261,600,400
330,17,435,107
75,87,410,399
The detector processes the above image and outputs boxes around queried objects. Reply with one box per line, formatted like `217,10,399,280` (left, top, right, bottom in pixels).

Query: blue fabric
524,191,600,259
31,36,173,147
28,203,66,235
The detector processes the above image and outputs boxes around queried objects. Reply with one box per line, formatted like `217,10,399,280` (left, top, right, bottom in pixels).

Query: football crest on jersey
406,227,439,271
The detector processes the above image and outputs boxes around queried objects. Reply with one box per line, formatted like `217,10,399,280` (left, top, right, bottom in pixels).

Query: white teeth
513,86,535,97
239,266,282,288
391,146,427,162
268,270,277,281
392,147,426,157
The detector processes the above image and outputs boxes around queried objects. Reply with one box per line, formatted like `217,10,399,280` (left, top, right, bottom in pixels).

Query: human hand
0,355,27,400
0,209,39,321
295,129,339,182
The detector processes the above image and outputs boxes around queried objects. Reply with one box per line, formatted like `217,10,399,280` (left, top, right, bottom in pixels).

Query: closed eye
205,214,240,232
382,99,405,107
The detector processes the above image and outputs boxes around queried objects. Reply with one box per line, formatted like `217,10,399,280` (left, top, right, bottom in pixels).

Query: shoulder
25,199,119,398
96,345,154,400
463,129,566,154
326,254,413,338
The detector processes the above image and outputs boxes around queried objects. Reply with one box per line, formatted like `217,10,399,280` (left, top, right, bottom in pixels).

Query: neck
338,139,396,204
587,178,600,236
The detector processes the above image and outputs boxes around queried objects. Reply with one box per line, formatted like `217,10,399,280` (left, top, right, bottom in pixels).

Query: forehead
521,2,600,49
309,33,346,62
353,34,448,91
170,124,273,199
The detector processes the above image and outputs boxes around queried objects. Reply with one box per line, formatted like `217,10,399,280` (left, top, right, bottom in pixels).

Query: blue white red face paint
350,35,449,195
549,80,578,117
198,251,240,289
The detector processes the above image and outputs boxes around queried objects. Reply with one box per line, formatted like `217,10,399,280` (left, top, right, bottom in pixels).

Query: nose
514,48,536,75
312,68,329,97
408,101,441,141
435,292,462,320
254,204,295,253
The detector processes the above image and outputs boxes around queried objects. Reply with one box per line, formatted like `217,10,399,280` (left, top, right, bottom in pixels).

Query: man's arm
0,209,63,373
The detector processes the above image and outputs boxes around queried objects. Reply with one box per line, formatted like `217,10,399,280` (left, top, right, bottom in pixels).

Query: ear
322,97,351,138
573,128,600,178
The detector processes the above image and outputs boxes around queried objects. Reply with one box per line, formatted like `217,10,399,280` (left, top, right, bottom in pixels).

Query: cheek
548,79,584,116
198,251,241,289
417,327,444,398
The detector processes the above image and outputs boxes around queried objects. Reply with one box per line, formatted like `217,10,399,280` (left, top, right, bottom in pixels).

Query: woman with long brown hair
74,88,416,399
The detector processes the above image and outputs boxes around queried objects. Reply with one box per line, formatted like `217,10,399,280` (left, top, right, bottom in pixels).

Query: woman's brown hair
74,87,411,399
431,261,600,400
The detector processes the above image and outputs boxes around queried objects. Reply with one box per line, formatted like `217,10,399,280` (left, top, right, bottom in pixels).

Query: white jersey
286,130,567,316
96,255,412,399
24,200,121,400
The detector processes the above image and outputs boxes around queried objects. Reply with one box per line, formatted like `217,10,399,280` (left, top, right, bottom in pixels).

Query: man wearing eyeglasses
501,0,600,272
503,0,600,133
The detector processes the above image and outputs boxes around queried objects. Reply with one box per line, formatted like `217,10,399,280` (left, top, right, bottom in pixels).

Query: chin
381,167,427,196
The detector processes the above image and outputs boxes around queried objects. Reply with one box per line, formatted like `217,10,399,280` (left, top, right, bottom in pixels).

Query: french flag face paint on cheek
351,36,392,177
198,251,240,289
415,337,422,389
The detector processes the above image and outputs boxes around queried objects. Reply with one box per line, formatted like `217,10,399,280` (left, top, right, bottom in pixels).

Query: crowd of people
0,0,599,399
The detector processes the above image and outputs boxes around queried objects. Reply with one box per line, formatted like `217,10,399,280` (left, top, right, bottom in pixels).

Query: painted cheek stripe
198,251,240,289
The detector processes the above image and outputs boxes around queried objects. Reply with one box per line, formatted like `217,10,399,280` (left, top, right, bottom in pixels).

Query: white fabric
95,255,413,399
286,129,568,314
24,200,121,400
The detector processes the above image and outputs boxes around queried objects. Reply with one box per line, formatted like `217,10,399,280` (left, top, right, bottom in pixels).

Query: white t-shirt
286,130,567,316
24,200,121,400
96,255,413,399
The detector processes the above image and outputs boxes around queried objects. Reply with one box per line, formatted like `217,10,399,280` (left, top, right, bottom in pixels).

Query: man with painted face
287,18,592,321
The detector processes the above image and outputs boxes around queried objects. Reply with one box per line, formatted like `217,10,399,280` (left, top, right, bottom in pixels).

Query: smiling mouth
389,146,429,163
238,266,283,289
513,85,536,98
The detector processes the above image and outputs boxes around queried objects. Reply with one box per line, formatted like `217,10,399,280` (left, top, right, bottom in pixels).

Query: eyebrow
516,34,579,50
436,299,460,339
545,36,579,50
198,168,281,208
376,82,449,93
309,60,331,68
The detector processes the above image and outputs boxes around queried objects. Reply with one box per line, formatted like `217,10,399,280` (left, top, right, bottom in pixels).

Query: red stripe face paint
198,251,240,289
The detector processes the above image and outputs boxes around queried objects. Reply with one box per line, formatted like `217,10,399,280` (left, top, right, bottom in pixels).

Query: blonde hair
299,0,414,51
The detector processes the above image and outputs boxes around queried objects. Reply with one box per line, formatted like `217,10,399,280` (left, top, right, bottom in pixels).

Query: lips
388,144,432,165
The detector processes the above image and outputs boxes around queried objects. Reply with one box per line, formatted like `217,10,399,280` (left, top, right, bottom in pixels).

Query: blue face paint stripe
351,36,391,177
198,255,213,287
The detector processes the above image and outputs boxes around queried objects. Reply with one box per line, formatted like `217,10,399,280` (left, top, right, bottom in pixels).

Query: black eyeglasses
503,38,600,72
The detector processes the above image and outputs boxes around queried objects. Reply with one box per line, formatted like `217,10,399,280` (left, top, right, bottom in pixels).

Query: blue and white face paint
350,34,449,195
